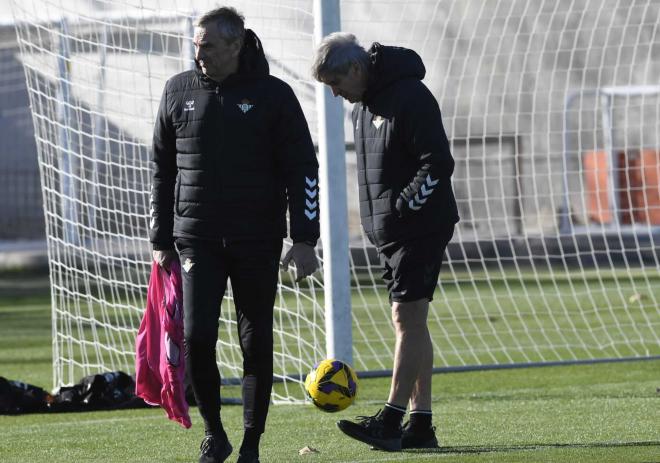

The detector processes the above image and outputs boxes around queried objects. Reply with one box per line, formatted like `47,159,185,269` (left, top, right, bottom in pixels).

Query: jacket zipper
359,106,376,238
215,85,225,246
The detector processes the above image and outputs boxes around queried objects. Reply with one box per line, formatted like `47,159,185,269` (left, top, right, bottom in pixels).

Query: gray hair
196,7,245,44
312,32,370,81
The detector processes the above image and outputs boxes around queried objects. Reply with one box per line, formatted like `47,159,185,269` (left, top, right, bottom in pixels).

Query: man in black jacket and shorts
312,33,459,452
150,7,319,463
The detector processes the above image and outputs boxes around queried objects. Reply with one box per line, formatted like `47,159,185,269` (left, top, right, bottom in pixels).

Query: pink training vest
135,261,191,428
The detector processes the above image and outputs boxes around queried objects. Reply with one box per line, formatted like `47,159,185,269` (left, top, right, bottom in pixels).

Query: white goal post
10,0,660,402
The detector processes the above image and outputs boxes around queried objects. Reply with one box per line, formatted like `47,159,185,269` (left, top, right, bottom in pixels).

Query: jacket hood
196,28,269,85
364,43,425,102
237,28,270,78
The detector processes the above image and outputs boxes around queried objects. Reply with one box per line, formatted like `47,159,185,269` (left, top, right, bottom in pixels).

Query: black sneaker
336,409,402,451
199,433,233,463
401,421,439,449
236,448,260,463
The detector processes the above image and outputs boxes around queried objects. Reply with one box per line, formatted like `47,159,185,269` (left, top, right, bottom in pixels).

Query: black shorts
378,226,454,303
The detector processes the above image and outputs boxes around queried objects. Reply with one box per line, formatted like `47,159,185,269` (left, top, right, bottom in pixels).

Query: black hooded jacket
353,43,459,247
150,30,319,250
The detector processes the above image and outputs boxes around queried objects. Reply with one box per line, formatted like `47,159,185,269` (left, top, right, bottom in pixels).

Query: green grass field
41,268,660,387
1,289,659,462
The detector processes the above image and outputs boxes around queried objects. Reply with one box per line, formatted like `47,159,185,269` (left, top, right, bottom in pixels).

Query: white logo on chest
184,100,195,112
183,258,194,273
238,99,254,113
372,115,385,129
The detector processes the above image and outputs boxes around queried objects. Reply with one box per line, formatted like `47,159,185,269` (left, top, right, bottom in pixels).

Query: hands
152,249,178,271
281,242,319,282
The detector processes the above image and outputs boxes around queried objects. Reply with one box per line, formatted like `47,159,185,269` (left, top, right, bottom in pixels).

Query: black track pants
175,238,282,435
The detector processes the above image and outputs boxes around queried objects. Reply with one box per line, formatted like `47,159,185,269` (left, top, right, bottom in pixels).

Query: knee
241,332,273,373
242,334,273,360
184,329,217,357
392,317,426,334
242,346,273,375
185,310,219,342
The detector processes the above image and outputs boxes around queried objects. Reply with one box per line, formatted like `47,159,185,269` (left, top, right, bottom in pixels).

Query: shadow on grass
403,440,660,455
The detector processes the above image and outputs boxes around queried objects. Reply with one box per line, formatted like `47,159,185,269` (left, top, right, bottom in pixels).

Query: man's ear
230,39,242,58
350,63,368,92
350,62,368,86
349,62,361,78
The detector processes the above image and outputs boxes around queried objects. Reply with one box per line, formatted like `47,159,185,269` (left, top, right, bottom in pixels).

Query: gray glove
152,249,178,271
281,242,319,282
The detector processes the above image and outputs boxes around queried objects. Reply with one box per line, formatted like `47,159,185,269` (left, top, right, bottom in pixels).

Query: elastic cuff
385,402,407,413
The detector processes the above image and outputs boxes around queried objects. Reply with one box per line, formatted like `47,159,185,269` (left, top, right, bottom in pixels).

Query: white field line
337,454,460,463
2,413,166,435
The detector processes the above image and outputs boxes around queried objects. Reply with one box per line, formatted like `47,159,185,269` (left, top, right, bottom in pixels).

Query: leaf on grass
628,293,645,303
299,446,319,455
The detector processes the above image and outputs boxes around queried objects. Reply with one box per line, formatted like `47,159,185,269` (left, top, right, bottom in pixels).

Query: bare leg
387,298,432,408
408,322,433,411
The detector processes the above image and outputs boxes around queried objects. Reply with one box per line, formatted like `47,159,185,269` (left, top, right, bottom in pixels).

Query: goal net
0,24,43,243
11,0,660,401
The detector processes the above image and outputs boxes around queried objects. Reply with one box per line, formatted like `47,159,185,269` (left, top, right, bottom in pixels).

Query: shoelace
200,436,215,454
354,409,384,426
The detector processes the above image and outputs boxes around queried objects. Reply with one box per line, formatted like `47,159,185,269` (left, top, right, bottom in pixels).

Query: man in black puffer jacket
313,33,459,452
150,7,319,463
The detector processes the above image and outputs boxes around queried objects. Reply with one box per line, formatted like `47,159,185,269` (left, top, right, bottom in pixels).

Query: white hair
311,32,370,81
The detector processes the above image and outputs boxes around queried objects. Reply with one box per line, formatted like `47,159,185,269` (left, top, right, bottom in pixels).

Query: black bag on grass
50,371,147,412
0,377,52,414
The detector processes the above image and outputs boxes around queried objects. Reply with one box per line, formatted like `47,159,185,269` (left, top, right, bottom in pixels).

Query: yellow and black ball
304,359,358,412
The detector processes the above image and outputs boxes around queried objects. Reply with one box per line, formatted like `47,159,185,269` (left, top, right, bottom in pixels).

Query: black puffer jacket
353,43,459,247
150,30,319,250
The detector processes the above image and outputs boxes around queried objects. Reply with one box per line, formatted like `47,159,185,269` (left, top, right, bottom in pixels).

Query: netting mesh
9,0,660,400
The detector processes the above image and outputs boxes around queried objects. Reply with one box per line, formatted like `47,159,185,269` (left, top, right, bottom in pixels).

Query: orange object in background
618,151,633,225
583,150,613,224
583,149,660,225
629,149,660,224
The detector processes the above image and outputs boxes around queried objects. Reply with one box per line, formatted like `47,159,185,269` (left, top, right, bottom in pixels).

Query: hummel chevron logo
305,177,318,220
184,100,195,112
420,184,432,196
409,199,422,211
305,210,318,220
408,174,438,211
372,115,385,129
237,98,254,113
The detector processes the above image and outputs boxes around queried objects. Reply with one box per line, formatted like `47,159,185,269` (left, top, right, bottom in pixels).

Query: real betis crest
237,99,254,113
372,115,385,129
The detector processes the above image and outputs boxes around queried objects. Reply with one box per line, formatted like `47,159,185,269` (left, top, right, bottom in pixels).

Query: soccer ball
304,359,358,412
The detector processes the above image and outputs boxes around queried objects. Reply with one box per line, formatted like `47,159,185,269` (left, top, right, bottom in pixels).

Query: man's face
193,25,241,81
321,65,367,103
